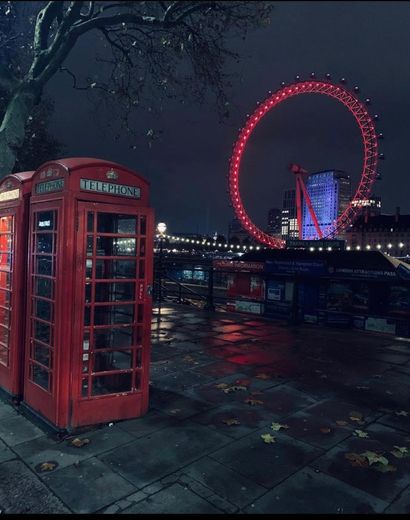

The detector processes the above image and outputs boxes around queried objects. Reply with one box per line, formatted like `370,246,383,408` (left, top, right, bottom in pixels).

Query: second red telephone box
0,171,35,400
22,158,153,430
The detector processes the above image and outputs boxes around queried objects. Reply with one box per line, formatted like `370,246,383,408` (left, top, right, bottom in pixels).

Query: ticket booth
22,158,153,430
0,171,35,400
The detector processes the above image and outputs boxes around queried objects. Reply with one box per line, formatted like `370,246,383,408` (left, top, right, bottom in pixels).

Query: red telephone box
22,158,153,430
0,171,35,400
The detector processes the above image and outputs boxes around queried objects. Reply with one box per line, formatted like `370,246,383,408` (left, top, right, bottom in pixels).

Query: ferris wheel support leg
295,176,303,240
298,176,323,239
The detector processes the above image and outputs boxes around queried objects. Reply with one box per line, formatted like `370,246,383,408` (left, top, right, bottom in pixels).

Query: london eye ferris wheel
228,73,383,248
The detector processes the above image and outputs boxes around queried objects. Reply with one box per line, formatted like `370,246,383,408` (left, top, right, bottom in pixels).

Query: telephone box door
24,201,62,423
71,202,153,426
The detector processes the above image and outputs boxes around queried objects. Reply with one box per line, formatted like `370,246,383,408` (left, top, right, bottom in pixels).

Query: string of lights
154,234,407,255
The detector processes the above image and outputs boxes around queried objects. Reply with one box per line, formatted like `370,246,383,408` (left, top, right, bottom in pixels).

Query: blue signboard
265,259,327,276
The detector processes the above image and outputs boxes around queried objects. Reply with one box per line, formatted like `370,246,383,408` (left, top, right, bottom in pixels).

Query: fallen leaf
354,430,369,438
349,411,364,422
261,433,276,444
372,463,397,473
361,451,389,466
222,418,241,426
386,390,393,395
183,355,195,363
344,452,368,468
320,427,332,434
255,373,270,380
249,390,263,396
395,410,408,417
244,398,264,406
390,446,409,459
169,409,182,414
222,385,248,394
336,420,348,427
356,386,369,390
319,374,328,379
38,461,58,472
270,422,289,432
70,438,90,448
215,383,229,389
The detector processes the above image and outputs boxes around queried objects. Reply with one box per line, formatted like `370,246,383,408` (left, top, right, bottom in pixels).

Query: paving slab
99,422,231,489
16,424,135,474
0,413,45,446
116,409,180,437
149,387,213,419
0,460,70,513
0,438,16,463
385,485,410,513
209,427,323,488
377,410,410,434
121,482,221,513
244,467,389,514
182,456,267,508
310,423,410,502
41,457,136,513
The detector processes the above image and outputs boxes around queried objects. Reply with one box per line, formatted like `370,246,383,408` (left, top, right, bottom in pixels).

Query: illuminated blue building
302,170,351,239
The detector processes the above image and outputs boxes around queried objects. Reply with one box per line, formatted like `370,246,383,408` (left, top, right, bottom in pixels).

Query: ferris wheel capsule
310,72,316,78
325,73,331,79
339,77,347,84
378,132,384,139
365,98,371,105
354,86,360,92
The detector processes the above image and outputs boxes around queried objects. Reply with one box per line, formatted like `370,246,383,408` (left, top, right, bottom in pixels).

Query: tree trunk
0,87,36,176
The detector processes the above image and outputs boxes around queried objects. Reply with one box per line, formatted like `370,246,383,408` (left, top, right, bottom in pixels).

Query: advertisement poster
388,285,410,316
326,283,352,312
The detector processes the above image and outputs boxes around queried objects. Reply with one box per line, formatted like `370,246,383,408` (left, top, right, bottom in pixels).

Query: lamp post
156,222,167,326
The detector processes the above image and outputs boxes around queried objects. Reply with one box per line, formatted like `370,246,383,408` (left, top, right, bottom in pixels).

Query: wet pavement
0,303,409,514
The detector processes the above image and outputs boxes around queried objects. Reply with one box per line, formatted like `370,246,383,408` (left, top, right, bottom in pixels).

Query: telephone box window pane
139,238,146,257
94,350,132,372
0,345,8,366
0,307,10,327
91,373,132,396
83,331,90,351
97,214,137,235
95,282,135,302
36,233,53,254
0,234,12,252
31,364,49,390
84,307,91,327
36,211,56,231
34,299,52,322
0,271,11,290
85,283,92,303
33,342,51,367
139,260,145,279
96,236,136,257
0,216,13,233
35,277,53,299
94,304,134,325
136,326,143,343
86,259,93,279
0,252,12,269
0,325,9,346
87,212,94,232
94,327,133,349
140,216,146,235
81,378,89,397
86,236,93,256
0,289,11,306
95,259,136,279
136,348,142,368
34,320,51,345
36,256,53,276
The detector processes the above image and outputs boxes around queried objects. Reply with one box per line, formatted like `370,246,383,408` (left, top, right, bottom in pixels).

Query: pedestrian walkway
0,304,409,513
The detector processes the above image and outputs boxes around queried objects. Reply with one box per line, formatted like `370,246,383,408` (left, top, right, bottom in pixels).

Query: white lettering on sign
0,189,20,202
36,179,64,194
80,179,141,199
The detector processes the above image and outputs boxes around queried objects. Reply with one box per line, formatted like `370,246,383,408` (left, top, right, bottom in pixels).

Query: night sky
45,1,410,236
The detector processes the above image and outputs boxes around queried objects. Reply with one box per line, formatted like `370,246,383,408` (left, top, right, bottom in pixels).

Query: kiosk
22,158,153,430
0,171,35,400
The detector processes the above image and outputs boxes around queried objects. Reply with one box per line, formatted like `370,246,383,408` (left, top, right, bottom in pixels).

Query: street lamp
156,222,167,326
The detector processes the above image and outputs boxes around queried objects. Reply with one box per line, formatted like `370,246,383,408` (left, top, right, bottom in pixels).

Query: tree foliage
0,1,273,175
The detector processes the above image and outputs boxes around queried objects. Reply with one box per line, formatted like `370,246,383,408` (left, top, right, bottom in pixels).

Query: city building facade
281,189,299,239
341,208,410,258
302,170,351,239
